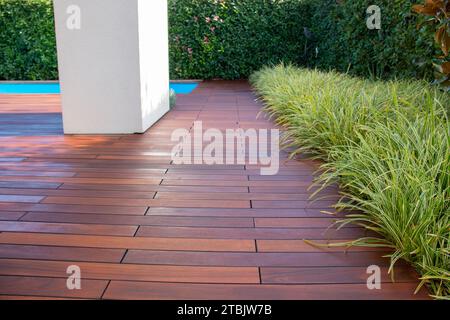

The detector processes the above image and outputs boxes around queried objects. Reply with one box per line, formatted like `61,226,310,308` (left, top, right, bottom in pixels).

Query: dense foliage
413,0,450,90
0,0,441,80
251,65,450,299
306,0,436,79
169,0,311,79
0,0,58,80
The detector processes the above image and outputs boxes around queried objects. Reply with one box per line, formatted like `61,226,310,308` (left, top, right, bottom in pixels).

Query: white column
53,0,170,134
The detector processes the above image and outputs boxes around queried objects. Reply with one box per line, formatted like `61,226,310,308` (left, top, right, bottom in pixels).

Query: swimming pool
0,82,198,95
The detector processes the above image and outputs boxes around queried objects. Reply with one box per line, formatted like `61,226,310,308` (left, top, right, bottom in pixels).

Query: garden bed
251,65,450,299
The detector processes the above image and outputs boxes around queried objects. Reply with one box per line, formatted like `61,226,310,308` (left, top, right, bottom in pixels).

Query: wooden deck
0,81,428,299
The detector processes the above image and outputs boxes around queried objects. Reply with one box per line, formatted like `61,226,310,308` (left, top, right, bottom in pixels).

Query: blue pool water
0,83,60,94
0,82,198,95
169,83,198,94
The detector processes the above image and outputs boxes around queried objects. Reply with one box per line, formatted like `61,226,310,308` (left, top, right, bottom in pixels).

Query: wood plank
60,183,248,193
252,200,336,209
0,221,137,236
0,187,156,199
0,211,25,221
0,232,256,252
0,203,147,215
0,276,108,299
124,249,392,266
0,175,163,185
0,165,167,174
155,192,335,201
0,158,25,162
0,244,125,263
0,181,61,189
257,240,386,252
41,196,251,208
145,207,319,217
161,179,312,187
103,281,429,300
0,195,44,203
76,172,249,181
144,207,348,218
249,186,338,194
260,267,418,284
0,170,76,177
136,226,372,240
0,259,259,284
21,212,255,228
254,217,348,228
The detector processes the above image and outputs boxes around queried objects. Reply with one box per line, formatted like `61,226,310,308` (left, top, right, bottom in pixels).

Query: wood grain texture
0,232,256,252
103,281,429,300
0,259,260,284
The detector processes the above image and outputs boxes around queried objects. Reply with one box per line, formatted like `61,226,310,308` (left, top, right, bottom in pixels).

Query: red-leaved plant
413,0,450,90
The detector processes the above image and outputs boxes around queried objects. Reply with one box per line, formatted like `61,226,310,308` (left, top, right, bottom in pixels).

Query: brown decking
0,81,427,299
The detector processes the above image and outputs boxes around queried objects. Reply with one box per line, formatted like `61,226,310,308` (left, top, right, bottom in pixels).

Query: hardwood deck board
254,217,344,228
0,194,44,203
260,267,418,284
0,244,125,263
257,240,384,252
143,207,343,218
161,179,313,187
0,259,260,284
0,187,157,199
123,250,395,267
0,232,256,252
0,220,138,236
0,211,26,221
0,203,148,215
21,212,255,228
0,81,426,299
154,192,338,201
0,175,163,185
59,183,249,193
135,226,372,240
0,276,108,299
103,281,428,300
41,196,251,208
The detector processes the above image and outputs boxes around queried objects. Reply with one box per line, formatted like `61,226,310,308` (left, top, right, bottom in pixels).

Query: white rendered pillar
53,0,170,134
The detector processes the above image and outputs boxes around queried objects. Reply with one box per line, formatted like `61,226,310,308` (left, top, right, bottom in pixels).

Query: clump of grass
169,88,177,109
251,64,450,299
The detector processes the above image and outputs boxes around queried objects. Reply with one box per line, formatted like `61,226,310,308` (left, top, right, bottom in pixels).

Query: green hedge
306,0,436,80
0,0,438,80
169,0,311,79
0,0,58,80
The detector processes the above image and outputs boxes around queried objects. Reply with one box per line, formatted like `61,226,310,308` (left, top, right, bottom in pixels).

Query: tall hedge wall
0,0,436,80
169,0,311,79
0,0,58,80
306,0,435,80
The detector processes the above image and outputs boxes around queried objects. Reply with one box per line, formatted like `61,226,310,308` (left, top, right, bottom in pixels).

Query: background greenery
0,0,437,80
169,0,311,79
306,0,436,79
0,0,58,80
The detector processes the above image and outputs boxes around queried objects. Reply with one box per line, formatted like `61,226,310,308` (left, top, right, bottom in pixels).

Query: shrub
169,0,311,79
412,0,450,90
251,64,450,298
0,0,58,80
306,0,436,80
